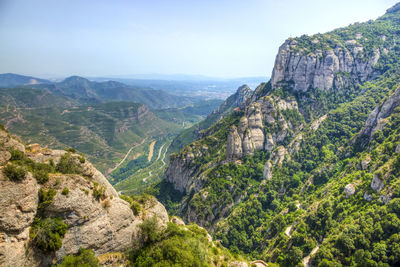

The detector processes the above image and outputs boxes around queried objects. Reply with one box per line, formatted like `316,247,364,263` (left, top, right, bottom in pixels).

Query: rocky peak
270,35,380,92
235,84,252,107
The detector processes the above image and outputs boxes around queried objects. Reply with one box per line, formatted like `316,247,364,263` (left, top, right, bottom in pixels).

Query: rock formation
359,87,400,141
270,37,380,92
0,128,168,266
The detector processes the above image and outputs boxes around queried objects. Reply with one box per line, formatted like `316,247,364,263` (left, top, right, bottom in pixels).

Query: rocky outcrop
263,161,272,180
0,129,169,266
344,184,356,198
358,87,400,141
165,152,199,193
271,37,380,92
226,126,243,160
371,174,385,192
226,95,300,160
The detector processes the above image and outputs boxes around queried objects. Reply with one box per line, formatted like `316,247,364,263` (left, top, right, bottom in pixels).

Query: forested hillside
159,3,400,266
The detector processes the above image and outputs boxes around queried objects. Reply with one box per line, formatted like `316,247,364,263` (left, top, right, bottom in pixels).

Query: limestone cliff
0,128,168,266
271,36,380,92
358,87,400,142
226,94,300,160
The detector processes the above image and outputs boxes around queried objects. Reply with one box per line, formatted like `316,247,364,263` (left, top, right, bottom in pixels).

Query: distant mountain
0,73,49,87
30,75,197,109
94,73,266,81
0,85,219,173
92,76,267,99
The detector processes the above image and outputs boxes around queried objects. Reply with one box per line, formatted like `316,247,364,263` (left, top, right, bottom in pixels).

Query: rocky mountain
169,84,253,154
0,126,254,266
160,3,400,266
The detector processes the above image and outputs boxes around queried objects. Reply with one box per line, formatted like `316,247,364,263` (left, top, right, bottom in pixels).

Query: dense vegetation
129,217,243,267
155,6,400,266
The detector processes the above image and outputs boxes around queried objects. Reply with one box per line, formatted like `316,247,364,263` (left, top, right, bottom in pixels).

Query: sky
0,0,398,79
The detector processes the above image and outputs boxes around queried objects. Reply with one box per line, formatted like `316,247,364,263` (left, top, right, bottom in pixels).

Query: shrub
38,188,57,209
3,164,26,181
138,217,161,245
131,201,142,216
56,153,82,174
120,195,142,215
93,183,106,200
9,149,25,161
65,147,77,153
62,187,70,196
33,169,49,184
58,248,99,267
29,217,68,252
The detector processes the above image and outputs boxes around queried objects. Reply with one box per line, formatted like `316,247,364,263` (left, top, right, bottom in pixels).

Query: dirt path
284,225,293,237
156,143,165,161
302,245,320,267
161,143,170,165
148,140,156,162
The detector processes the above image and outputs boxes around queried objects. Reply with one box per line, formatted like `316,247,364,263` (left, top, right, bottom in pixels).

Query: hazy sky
0,0,398,78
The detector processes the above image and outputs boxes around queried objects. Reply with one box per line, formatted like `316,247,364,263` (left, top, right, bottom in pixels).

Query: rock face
0,129,169,266
263,161,272,180
371,174,385,192
271,37,380,92
359,87,400,141
344,184,356,198
165,152,199,193
226,95,299,160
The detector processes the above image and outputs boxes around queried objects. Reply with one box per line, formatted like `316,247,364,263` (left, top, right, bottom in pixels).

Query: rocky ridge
270,36,380,92
0,128,169,266
164,5,399,230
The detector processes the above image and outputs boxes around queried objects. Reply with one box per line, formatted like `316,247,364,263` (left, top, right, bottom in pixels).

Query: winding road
108,138,147,175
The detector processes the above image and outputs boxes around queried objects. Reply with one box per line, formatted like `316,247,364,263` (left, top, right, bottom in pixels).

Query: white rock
344,184,356,198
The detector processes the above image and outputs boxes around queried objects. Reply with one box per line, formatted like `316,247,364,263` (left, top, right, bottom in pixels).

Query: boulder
344,184,356,198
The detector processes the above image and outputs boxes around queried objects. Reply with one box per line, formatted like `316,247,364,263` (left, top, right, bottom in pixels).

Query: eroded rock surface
0,129,169,266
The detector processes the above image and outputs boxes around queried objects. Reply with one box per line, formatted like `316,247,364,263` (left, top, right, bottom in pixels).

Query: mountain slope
0,73,50,88
159,3,400,265
0,87,191,173
0,127,249,266
169,84,253,154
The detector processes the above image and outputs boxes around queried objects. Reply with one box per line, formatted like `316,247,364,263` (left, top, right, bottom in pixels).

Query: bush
93,183,106,200
133,221,210,266
56,153,82,174
62,187,70,196
131,201,142,216
9,149,25,161
139,217,161,245
38,188,57,209
33,169,49,184
58,248,99,267
65,147,77,153
3,164,26,181
29,217,68,252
